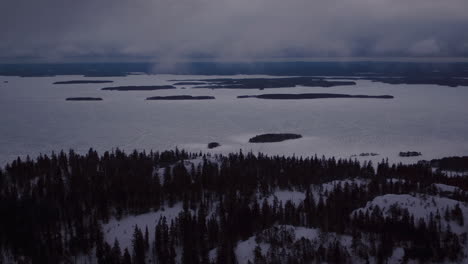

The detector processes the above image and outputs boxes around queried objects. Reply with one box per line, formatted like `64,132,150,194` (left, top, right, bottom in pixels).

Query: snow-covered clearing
310,178,369,201
233,225,354,264
265,190,306,206
234,236,270,264
317,178,369,192
352,194,468,234
154,156,220,181
432,183,462,194
432,168,468,178
231,225,407,264
103,203,184,251
386,178,407,184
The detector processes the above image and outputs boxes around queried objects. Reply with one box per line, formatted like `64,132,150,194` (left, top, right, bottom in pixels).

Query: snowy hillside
352,193,468,233
103,203,185,252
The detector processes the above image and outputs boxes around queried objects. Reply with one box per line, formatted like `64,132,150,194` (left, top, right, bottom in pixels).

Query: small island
54,80,114,84
399,151,422,157
249,133,302,143
83,74,127,77
207,142,221,149
238,93,394,100
146,95,215,100
173,82,207,85
102,85,176,91
351,153,379,158
65,97,103,101
359,153,379,157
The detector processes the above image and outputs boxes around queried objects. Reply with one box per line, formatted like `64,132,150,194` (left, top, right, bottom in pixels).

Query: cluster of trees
431,156,468,172
0,149,467,263
252,226,352,264
351,204,464,262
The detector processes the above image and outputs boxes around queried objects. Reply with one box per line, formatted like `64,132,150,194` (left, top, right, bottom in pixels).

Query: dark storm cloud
1,0,468,62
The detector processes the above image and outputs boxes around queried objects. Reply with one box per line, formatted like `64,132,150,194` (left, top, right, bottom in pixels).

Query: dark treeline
430,156,468,172
65,97,103,101
0,149,467,263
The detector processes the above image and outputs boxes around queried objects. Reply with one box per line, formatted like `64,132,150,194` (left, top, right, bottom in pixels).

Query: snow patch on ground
154,155,220,182
388,247,405,264
386,178,407,184
311,178,370,201
266,190,306,206
433,183,462,194
318,178,369,192
103,203,184,251
438,169,468,178
234,236,270,264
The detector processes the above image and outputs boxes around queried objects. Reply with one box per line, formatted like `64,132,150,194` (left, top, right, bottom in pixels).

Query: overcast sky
1,0,468,62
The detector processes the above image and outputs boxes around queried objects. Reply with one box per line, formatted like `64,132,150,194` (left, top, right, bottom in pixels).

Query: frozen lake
1,74,468,167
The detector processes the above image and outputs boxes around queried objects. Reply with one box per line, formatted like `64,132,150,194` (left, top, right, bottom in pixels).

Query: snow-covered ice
2,75,468,167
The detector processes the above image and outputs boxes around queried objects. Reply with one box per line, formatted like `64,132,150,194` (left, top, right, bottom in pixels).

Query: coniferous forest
0,149,467,263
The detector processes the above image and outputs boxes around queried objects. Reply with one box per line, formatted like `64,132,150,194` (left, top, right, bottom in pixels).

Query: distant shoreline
238,93,394,100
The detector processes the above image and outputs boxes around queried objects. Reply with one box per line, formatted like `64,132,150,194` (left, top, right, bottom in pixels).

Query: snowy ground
442,170,468,178
262,178,371,206
103,203,184,252
265,190,306,206
352,194,468,234
433,183,463,194
227,225,406,264
98,174,468,264
311,178,370,202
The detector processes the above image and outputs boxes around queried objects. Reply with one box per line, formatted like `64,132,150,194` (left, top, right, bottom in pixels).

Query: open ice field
1,74,468,166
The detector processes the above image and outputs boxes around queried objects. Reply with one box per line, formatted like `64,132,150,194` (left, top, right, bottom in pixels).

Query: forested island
0,149,467,264
249,133,303,143
54,80,114,84
146,96,215,100
238,93,394,100
399,151,422,157
178,77,356,89
207,142,221,149
173,82,207,85
65,97,103,101
102,85,176,91
350,153,380,157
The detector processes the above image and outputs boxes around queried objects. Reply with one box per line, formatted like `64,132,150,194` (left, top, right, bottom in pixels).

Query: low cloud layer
2,0,468,62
